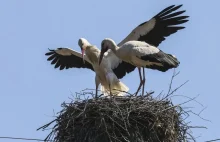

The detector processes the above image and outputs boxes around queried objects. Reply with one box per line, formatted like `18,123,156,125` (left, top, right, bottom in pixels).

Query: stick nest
38,91,192,142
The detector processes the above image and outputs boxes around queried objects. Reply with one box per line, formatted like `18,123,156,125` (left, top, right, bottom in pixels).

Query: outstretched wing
118,5,189,47
45,47,94,71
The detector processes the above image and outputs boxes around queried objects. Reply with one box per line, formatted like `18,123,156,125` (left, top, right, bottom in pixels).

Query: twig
0,136,52,141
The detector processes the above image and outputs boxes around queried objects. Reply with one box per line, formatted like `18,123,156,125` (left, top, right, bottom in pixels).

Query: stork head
99,38,116,65
78,38,91,63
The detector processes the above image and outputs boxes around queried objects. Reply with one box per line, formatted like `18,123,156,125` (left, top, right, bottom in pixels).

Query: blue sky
0,0,219,141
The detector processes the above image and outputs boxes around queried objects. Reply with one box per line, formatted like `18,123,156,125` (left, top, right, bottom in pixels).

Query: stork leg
135,67,143,96
95,84,98,98
95,76,99,98
109,83,113,97
141,67,146,96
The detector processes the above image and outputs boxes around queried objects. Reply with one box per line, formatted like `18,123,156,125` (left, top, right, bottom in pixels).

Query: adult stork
98,4,188,95
45,4,188,95
99,39,180,95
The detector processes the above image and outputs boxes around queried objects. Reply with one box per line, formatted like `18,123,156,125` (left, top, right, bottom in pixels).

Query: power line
205,139,220,142
0,136,53,141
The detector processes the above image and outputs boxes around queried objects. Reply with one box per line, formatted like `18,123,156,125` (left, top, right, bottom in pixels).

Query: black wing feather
156,5,182,17
161,10,185,19
138,5,189,47
51,57,59,64
113,61,136,79
155,5,176,16
45,48,94,71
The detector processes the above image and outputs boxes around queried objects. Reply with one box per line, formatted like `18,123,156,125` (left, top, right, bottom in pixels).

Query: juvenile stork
45,38,132,97
99,38,180,95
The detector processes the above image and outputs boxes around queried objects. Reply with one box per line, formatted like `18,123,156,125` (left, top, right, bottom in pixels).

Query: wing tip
47,57,53,61
168,5,176,9
176,4,183,8
45,48,55,56
156,4,185,18
48,48,54,51
54,65,59,69
179,26,186,29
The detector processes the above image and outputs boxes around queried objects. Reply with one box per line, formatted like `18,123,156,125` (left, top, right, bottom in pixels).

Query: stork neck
85,46,99,63
110,44,119,54
86,46,99,56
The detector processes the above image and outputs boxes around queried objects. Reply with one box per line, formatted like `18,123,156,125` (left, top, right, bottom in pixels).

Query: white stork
99,39,180,95
97,4,188,95
45,4,188,95
45,38,133,97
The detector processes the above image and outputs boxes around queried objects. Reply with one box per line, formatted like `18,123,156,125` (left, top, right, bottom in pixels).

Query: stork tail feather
111,81,129,96
166,54,180,67
140,51,180,72
100,82,129,96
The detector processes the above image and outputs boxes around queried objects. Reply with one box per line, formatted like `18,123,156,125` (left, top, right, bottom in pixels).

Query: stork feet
95,93,98,99
135,79,145,96
135,79,146,96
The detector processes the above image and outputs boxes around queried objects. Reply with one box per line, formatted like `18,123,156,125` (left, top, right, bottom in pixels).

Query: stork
45,38,134,97
99,38,180,96
97,4,188,95
45,4,188,96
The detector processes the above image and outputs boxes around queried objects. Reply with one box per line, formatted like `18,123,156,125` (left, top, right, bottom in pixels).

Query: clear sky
0,0,219,141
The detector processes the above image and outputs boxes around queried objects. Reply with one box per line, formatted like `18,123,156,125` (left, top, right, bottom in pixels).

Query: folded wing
105,51,136,79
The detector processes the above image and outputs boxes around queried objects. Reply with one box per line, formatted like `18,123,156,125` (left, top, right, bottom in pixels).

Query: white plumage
81,39,129,96
99,38,180,96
